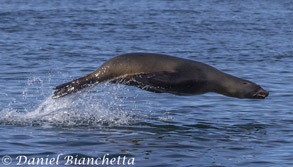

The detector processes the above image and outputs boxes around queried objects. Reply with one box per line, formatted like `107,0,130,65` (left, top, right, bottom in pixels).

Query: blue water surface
0,0,293,166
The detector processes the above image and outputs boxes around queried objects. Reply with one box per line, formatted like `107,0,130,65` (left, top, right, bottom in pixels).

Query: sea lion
52,53,269,99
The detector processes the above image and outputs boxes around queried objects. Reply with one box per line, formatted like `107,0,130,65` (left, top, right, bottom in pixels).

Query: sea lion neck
211,72,244,98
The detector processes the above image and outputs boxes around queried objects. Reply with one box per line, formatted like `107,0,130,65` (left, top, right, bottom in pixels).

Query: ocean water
0,0,292,166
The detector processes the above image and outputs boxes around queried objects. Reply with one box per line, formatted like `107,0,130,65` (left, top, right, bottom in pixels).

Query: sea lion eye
243,82,248,85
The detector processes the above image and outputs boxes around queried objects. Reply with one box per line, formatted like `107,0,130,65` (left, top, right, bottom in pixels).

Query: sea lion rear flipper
52,74,96,99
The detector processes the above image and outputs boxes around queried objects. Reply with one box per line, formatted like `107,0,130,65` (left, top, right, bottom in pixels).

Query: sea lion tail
52,74,97,99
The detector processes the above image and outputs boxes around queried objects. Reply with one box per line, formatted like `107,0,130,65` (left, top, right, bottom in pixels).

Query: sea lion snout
252,88,269,99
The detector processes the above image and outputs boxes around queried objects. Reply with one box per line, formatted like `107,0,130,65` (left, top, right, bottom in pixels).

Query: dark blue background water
0,0,292,166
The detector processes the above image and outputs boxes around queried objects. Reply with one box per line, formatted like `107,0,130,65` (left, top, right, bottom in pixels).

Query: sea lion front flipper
114,71,198,94
131,72,177,93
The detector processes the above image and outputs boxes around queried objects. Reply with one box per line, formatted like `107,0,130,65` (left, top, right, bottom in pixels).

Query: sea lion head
215,76,269,99
227,80,269,99
239,80,269,99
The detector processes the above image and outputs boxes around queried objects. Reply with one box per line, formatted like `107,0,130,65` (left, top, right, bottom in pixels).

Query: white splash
0,77,141,127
